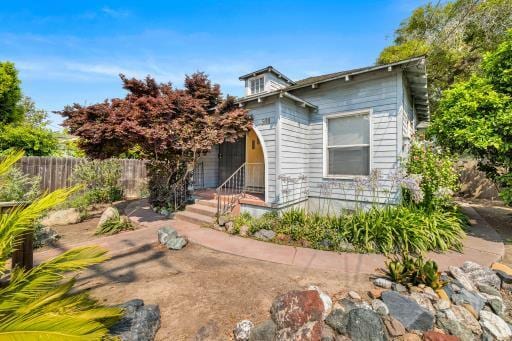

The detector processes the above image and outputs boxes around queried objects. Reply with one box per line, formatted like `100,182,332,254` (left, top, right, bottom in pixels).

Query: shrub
72,159,123,203
383,253,445,289
0,166,40,202
405,142,458,209
95,209,133,235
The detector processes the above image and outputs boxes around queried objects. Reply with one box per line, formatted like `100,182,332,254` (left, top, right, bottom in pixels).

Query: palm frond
0,150,24,181
0,186,80,261
0,246,110,315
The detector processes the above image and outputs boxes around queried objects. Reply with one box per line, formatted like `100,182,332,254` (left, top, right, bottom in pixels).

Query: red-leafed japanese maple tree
60,72,252,207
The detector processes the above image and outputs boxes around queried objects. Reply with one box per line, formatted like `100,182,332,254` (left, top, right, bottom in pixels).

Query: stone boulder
461,261,501,289
98,206,118,228
381,291,434,331
479,310,512,340
233,320,254,341
41,208,81,226
110,299,160,341
275,321,323,341
33,227,60,248
254,229,276,241
249,320,277,341
239,225,250,237
157,227,187,250
451,289,485,317
344,308,387,341
435,309,473,341
423,331,459,341
449,266,477,292
270,290,324,331
308,285,332,319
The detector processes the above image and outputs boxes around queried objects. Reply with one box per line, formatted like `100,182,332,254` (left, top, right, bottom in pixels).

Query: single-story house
193,57,429,217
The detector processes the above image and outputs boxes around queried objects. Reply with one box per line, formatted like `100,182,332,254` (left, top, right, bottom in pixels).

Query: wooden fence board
17,157,147,199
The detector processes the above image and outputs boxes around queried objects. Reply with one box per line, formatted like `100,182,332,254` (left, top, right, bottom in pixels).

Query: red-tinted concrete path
35,200,504,274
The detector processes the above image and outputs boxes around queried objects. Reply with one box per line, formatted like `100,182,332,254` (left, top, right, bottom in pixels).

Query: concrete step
186,203,217,217
174,210,214,226
195,199,217,208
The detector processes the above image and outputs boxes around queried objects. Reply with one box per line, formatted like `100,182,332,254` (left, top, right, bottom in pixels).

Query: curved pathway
35,200,505,274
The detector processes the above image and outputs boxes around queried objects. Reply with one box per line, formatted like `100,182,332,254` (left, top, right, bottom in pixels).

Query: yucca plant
0,150,122,339
95,208,133,235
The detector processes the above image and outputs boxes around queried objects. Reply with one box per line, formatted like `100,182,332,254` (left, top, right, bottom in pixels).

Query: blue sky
0,0,427,130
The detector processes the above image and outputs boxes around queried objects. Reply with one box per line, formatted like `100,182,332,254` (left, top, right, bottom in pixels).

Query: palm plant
0,150,122,339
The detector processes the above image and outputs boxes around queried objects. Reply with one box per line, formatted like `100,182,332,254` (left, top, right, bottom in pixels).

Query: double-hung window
250,77,264,94
324,111,371,177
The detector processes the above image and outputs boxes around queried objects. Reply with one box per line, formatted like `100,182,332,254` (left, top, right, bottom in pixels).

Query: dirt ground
75,242,371,340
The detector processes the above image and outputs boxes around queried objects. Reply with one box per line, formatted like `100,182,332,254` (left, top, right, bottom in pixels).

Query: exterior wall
401,73,415,157
246,99,279,203
197,145,219,188
266,73,288,91
290,70,402,209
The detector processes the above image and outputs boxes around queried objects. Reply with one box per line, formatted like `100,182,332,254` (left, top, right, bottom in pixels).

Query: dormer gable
239,66,294,96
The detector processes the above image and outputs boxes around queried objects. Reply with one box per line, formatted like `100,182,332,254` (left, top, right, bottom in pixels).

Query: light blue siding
197,145,219,188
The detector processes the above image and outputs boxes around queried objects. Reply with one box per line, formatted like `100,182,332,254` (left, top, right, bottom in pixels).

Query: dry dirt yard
75,241,371,340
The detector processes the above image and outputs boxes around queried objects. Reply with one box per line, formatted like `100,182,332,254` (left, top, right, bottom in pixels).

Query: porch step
194,199,217,208
186,203,217,217
174,210,214,226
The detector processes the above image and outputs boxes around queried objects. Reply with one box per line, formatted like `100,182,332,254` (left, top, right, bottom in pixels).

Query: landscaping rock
270,290,324,331
371,299,389,316
369,288,384,299
254,229,276,241
233,320,254,341
98,206,118,227
218,215,228,226
373,278,393,289
451,289,485,317
381,291,434,331
392,282,407,293
461,261,501,289
249,320,276,341
275,321,323,341
410,292,436,315
157,226,178,244
451,304,482,336
479,310,512,340
436,289,450,301
325,309,346,334
308,285,332,319
449,266,477,291
41,208,81,226
423,331,459,341
492,262,512,284
344,308,387,341
480,292,504,315
435,310,473,341
383,316,406,337
423,287,438,301
34,227,60,247
478,283,502,297
348,291,361,300
110,299,160,341
320,324,337,341
165,236,187,250
433,299,451,311
337,297,371,311
338,241,356,252
239,225,250,237
401,333,422,341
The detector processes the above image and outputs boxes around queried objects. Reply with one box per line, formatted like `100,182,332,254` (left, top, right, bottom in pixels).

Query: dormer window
250,77,265,94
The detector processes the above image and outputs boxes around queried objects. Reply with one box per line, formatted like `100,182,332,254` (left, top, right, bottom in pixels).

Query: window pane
328,114,369,146
328,146,369,175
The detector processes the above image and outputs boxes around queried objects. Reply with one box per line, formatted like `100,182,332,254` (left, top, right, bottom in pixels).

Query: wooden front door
218,137,246,184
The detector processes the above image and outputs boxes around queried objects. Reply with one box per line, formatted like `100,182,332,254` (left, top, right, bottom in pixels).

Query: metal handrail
216,162,246,219
170,170,192,211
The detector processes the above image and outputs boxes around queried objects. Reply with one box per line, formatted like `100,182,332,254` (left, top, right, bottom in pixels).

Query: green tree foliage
378,0,512,107
0,62,60,156
429,31,512,203
0,62,23,124
0,150,122,339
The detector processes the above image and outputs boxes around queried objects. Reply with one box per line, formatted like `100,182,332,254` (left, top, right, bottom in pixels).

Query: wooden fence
18,157,148,199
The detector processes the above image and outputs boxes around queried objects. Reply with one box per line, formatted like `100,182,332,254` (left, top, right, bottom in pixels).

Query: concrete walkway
35,200,505,274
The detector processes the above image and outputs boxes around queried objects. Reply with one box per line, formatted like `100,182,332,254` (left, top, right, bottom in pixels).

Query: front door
218,137,246,184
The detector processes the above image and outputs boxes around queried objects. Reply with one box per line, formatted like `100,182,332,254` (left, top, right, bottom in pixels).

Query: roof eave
236,91,317,110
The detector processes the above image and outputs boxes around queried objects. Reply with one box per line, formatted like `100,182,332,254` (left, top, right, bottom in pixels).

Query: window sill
322,175,369,180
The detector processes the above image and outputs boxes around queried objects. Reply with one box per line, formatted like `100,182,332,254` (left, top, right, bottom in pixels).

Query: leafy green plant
383,253,445,289
0,166,40,202
0,150,122,339
95,209,133,235
72,159,123,204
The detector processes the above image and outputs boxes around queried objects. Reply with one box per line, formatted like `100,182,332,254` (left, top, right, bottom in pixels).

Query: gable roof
237,56,429,121
238,66,295,85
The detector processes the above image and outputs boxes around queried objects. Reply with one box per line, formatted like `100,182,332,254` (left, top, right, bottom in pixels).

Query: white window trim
250,76,265,95
322,109,373,179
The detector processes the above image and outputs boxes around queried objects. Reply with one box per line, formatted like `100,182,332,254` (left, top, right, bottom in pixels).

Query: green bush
405,142,458,209
383,253,445,289
0,166,40,202
238,205,466,254
95,209,133,235
72,159,123,203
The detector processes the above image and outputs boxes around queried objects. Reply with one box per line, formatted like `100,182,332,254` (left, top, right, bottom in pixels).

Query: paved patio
35,200,505,274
